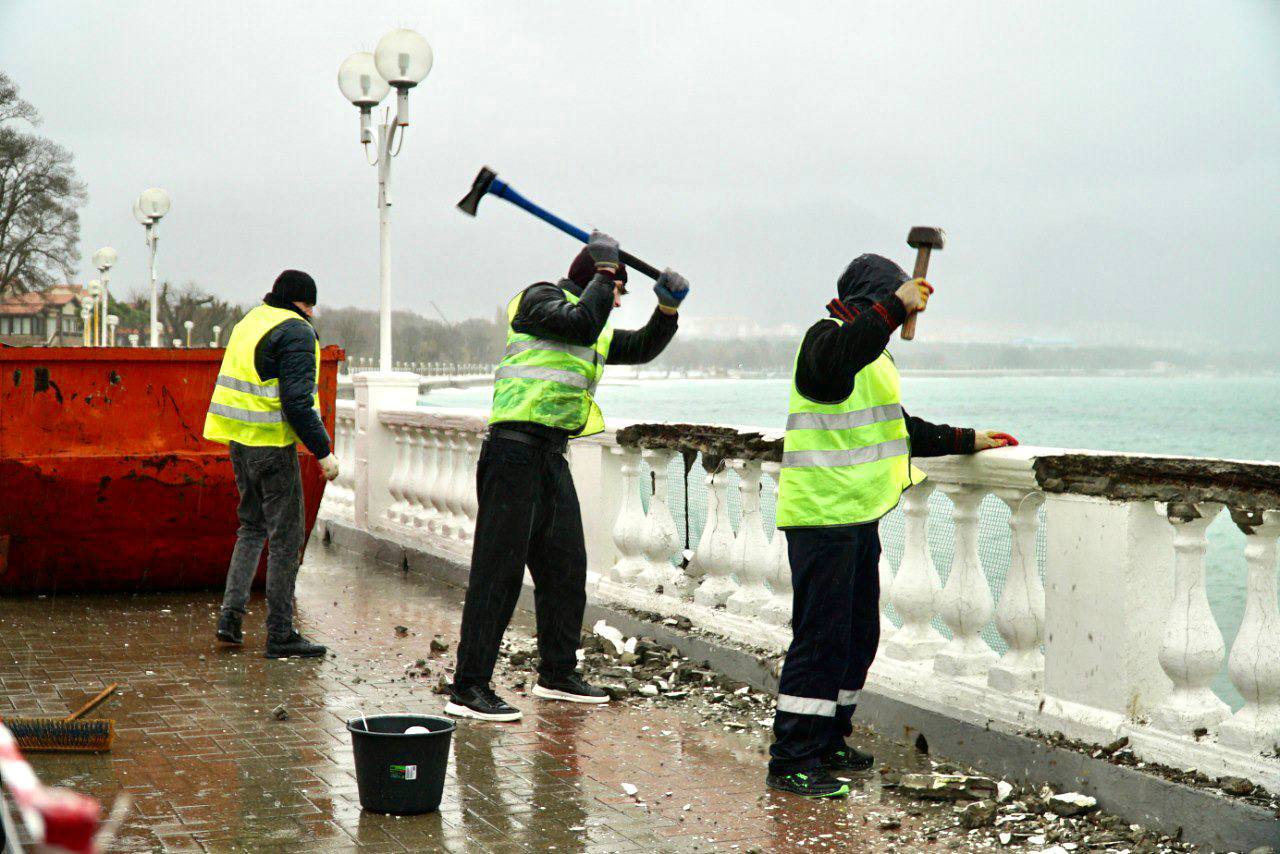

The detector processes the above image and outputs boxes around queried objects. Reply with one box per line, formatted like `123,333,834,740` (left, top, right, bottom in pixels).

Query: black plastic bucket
347,714,455,814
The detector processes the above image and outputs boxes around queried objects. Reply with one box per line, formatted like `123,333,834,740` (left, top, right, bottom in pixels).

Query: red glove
988,432,1019,447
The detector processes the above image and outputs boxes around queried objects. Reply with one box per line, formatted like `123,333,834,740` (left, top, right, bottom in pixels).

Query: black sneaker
265,631,326,659
216,610,243,645
765,768,851,799
444,685,523,722
822,744,874,773
531,673,610,704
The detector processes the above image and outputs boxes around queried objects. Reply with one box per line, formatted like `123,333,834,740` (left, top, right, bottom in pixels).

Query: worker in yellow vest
446,231,689,722
767,254,1017,798
203,270,339,659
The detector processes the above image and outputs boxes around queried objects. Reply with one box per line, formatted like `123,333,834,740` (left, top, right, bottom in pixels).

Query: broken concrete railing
320,402,1280,791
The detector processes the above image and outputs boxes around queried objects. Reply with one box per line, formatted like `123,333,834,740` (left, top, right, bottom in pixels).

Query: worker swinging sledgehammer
445,231,690,721
766,245,1018,798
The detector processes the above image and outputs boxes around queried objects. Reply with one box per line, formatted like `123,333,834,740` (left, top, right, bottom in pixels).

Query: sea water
423,375,1280,708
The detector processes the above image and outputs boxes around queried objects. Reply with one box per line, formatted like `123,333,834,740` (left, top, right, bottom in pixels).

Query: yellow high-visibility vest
203,304,319,447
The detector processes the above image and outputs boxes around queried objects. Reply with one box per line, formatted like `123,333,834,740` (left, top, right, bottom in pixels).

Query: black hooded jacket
491,273,679,441
250,295,331,459
794,255,974,457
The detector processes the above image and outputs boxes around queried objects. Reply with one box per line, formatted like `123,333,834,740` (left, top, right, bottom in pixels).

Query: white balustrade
758,461,792,626
934,485,997,678
692,462,738,608
635,449,681,594
877,553,896,639
608,446,647,583
988,489,1045,695
1219,510,1280,752
1152,502,1229,734
320,408,1280,790
883,482,946,661
725,459,771,617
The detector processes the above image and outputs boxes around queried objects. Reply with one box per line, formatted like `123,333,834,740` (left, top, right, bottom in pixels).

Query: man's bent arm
904,407,975,457
275,322,331,459
606,308,679,365
512,276,617,346
794,297,907,403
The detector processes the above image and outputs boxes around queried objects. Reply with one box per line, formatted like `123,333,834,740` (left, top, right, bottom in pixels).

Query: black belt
487,427,568,454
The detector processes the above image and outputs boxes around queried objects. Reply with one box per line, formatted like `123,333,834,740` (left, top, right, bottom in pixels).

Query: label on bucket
389,764,417,781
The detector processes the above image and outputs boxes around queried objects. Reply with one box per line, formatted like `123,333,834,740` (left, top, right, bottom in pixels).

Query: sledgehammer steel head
901,226,945,341
457,167,497,216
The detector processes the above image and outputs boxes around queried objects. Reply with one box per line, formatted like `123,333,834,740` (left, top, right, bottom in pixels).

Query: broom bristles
5,718,114,752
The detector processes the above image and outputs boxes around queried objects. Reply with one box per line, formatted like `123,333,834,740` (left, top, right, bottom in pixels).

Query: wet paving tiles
3,540,939,852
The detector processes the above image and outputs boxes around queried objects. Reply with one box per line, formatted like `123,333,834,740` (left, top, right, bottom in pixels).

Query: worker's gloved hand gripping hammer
457,166,662,280
901,226,945,341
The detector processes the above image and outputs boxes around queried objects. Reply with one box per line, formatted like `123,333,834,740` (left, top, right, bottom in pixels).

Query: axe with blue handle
456,166,662,281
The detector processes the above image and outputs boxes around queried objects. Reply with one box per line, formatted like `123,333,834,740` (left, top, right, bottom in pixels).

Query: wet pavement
1,540,1182,853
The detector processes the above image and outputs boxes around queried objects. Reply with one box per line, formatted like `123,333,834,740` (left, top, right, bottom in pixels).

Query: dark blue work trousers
768,523,882,774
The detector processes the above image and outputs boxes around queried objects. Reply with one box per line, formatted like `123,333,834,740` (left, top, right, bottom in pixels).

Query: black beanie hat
267,269,317,306
567,247,628,289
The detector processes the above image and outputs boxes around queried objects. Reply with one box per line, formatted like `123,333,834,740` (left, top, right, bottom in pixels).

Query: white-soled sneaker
444,685,523,722
531,674,610,704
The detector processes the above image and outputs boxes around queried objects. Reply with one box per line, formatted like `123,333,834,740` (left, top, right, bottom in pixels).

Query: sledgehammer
456,166,662,280
901,226,945,341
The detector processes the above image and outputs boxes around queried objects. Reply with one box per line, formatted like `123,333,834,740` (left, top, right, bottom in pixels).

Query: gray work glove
586,230,620,266
654,268,690,309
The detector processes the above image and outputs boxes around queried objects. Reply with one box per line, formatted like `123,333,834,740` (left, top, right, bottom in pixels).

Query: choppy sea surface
423,375,1280,708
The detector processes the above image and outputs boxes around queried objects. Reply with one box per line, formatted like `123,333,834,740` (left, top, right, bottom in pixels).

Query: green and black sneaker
765,768,851,798
822,744,874,773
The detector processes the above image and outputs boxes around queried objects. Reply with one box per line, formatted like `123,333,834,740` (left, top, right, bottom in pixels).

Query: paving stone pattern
2,544,1003,852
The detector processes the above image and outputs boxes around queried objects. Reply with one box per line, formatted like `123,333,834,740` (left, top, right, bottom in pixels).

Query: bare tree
0,72,87,295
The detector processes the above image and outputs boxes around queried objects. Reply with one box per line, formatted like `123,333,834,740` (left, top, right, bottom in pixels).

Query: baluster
458,431,480,541
877,553,897,639
934,485,997,678
340,418,357,508
402,428,427,529
425,430,451,535
693,461,738,608
635,449,681,594
439,430,464,539
1219,510,1280,751
988,489,1045,694
327,418,348,508
608,446,648,583
726,459,771,617
413,429,440,530
384,424,410,525
1152,502,1229,733
883,482,946,661
758,461,791,626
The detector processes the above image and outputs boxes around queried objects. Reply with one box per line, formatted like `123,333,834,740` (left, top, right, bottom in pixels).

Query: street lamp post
337,29,433,373
128,333,139,348
172,338,182,349
211,324,222,347
92,247,117,347
184,319,194,348
85,280,101,346
80,304,92,347
135,189,171,347
106,314,118,347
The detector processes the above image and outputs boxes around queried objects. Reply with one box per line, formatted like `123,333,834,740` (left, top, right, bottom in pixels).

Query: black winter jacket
492,275,679,441
252,298,331,459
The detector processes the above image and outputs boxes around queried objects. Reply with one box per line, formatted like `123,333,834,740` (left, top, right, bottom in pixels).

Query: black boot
822,744,875,773
765,768,851,798
216,610,243,645
265,630,326,659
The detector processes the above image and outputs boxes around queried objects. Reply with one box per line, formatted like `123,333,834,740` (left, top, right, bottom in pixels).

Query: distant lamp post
92,246,117,348
80,304,93,347
85,280,101,347
184,319,194,348
172,337,182,349
211,324,222,347
134,188,171,348
338,28,433,373
128,333,139,348
106,314,118,347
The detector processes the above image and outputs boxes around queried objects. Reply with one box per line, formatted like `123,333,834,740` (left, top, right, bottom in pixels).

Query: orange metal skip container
0,346,344,592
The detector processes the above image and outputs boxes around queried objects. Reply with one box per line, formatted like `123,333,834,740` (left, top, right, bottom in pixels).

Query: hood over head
836,254,908,311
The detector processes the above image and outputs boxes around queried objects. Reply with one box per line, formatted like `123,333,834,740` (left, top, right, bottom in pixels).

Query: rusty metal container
0,346,344,592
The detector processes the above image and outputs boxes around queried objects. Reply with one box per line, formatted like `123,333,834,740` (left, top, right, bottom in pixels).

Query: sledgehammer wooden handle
900,247,931,341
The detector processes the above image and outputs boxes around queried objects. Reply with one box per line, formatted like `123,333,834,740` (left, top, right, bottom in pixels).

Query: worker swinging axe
901,225,945,340
456,166,663,281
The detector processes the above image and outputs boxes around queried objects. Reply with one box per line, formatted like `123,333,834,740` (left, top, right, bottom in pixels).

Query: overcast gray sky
2,1,1277,347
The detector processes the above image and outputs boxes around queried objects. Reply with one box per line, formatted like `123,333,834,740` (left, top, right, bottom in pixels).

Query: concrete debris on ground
270,703,288,721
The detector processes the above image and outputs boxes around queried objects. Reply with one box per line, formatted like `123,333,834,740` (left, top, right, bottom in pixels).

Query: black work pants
453,436,588,690
768,523,882,774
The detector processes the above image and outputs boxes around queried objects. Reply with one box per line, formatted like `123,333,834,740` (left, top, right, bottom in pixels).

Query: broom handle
67,684,117,722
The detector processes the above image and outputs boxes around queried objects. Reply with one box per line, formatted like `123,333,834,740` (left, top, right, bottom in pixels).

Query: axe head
907,226,946,251
456,166,498,216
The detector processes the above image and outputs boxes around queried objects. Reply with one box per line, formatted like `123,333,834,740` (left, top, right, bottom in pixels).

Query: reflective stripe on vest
488,285,613,438
775,319,923,529
202,304,321,447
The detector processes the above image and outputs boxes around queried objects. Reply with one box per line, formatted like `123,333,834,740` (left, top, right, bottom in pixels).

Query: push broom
2,683,117,752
